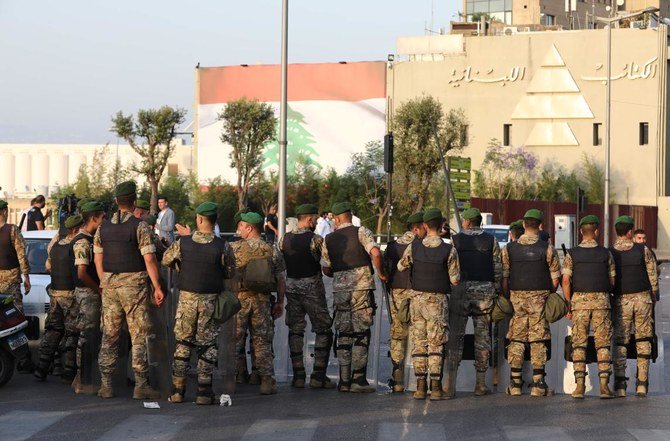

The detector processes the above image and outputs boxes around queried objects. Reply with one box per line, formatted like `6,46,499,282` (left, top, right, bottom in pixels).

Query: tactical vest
281,232,321,279
507,240,552,291
569,246,611,293
0,224,19,270
50,240,75,291
452,232,495,282
325,226,372,273
178,236,226,294
411,240,452,294
72,233,99,288
385,239,412,289
236,239,276,293
98,215,145,273
610,243,651,295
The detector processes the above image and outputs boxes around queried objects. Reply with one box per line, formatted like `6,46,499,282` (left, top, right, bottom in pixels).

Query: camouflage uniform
162,231,225,385
0,222,30,311
383,231,416,372
36,234,79,379
94,211,156,382
321,223,379,388
72,229,101,389
397,236,460,380
502,233,561,382
563,239,615,380
230,237,286,379
611,237,658,391
277,228,333,384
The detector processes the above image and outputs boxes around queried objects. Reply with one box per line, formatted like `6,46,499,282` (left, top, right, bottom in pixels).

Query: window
593,123,602,146
639,122,649,145
503,124,511,146
461,125,469,146
544,14,555,25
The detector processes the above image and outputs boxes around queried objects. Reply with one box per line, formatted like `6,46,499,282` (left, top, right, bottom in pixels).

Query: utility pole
278,0,289,238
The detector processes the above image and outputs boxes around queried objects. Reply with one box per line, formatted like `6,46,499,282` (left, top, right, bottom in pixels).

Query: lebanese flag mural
195,61,386,182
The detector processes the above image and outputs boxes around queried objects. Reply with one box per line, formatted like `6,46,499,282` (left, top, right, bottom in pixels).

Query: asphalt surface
2,266,670,441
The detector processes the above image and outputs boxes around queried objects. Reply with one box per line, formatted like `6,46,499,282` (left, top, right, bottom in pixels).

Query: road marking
97,415,191,441
629,429,670,441
0,410,70,441
503,425,574,441
378,423,446,441
240,419,318,441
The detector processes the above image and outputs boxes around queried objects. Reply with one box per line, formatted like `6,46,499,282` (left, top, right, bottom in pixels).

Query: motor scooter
0,294,29,387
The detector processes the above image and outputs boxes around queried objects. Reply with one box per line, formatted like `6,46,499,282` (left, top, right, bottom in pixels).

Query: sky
0,1,458,144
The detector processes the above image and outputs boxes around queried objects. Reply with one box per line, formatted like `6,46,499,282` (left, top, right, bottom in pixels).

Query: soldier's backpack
241,256,276,293
398,298,411,325
544,292,569,323
491,295,513,323
213,291,242,324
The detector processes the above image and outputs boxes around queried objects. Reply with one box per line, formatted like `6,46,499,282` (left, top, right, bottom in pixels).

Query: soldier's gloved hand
271,303,283,320
153,286,165,307
23,275,31,295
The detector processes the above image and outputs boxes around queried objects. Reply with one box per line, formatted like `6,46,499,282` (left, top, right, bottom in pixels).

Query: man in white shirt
315,211,332,237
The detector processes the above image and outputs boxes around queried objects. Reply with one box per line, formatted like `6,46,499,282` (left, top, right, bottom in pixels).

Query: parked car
21,230,57,341
482,224,510,249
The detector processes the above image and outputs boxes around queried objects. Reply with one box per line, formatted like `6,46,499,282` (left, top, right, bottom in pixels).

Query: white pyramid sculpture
511,44,594,146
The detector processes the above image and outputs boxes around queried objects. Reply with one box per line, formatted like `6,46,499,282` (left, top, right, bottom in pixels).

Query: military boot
97,376,114,399
338,364,352,392
506,369,523,396
33,362,50,382
474,371,490,396
571,374,586,399
309,371,336,389
600,375,615,399
51,355,63,377
195,381,216,405
614,374,628,398
170,376,187,403
61,365,76,384
236,359,249,384
291,370,306,388
249,369,261,385
430,378,445,401
259,375,278,395
350,376,375,393
72,372,98,395
391,364,404,393
530,371,554,397
413,377,427,400
133,374,160,400
636,379,648,398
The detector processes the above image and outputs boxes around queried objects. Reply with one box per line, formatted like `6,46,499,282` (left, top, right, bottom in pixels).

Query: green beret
241,212,264,226
524,208,544,221
579,214,600,227
64,215,84,229
196,201,218,217
135,200,150,210
406,212,424,225
423,208,444,223
114,180,137,197
147,214,157,226
461,207,481,220
0,200,7,211
296,204,318,216
233,208,249,225
615,215,634,226
331,202,352,216
509,219,524,229
80,201,104,214
76,198,92,209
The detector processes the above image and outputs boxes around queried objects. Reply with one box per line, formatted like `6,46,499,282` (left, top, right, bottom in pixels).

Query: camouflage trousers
452,282,495,372
173,291,220,383
410,292,448,378
285,280,333,378
74,287,101,385
235,291,274,377
37,291,79,375
613,292,654,383
507,291,550,370
333,289,374,384
98,284,151,377
389,288,413,368
571,308,612,378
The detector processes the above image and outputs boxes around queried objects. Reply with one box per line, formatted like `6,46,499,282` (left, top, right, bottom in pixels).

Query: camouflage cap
233,208,249,225
579,214,600,227
135,199,150,210
241,211,264,226
196,201,218,217
65,215,84,229
423,208,444,223
80,201,104,214
0,200,7,211
406,212,424,225
509,219,524,229
523,208,544,221
114,180,137,197
615,215,634,226
331,202,352,216
76,197,92,209
296,204,318,216
461,207,481,220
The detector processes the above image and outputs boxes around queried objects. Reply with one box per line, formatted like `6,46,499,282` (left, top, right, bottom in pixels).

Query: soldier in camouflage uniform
509,220,524,242
70,201,105,394
383,211,425,393
451,207,502,396
94,181,165,399
502,209,561,397
230,211,286,395
146,214,167,262
562,215,615,399
278,204,335,389
322,202,387,393
163,202,227,405
134,200,150,222
610,215,659,398
397,208,460,400
34,215,84,383
0,200,33,372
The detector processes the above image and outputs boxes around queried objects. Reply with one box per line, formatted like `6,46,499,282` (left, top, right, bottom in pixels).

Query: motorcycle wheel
0,348,15,387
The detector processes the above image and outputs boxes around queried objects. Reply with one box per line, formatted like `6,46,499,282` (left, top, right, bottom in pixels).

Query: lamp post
595,7,659,246
278,0,289,238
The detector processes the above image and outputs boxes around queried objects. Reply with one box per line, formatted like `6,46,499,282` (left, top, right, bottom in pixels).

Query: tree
392,96,467,212
218,98,277,209
111,105,186,212
472,140,539,200
347,140,388,234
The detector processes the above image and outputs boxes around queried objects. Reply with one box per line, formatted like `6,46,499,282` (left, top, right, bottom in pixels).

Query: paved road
2,265,670,441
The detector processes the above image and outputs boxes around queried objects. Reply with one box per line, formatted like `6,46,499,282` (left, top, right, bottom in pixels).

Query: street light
278,0,289,239
595,7,659,246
